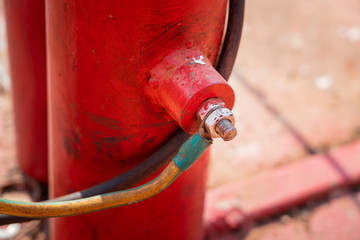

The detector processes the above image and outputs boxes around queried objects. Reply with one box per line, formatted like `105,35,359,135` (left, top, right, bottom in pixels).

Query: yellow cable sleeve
0,162,180,218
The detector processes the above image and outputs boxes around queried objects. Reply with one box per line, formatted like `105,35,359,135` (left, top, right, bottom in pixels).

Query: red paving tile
244,192,360,240
205,140,360,237
309,193,360,240
245,220,310,240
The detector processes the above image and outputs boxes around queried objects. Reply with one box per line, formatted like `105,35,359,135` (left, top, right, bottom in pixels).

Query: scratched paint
146,48,235,133
47,0,227,239
192,56,206,65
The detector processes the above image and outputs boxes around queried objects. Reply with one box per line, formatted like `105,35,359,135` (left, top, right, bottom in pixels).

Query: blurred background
210,0,360,189
0,0,360,239
207,0,360,239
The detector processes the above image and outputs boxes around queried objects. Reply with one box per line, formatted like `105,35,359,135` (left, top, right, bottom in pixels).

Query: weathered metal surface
4,0,48,183
46,0,227,239
146,48,235,134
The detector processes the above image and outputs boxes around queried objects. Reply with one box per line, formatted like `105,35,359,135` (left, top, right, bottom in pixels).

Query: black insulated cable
0,0,245,225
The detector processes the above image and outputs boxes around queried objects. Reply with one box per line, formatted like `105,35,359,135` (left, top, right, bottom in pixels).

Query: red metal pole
46,0,228,239
4,0,48,183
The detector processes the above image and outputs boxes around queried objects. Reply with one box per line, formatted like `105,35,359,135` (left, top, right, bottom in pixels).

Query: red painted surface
4,0,48,183
204,140,360,237
46,0,227,239
146,48,234,133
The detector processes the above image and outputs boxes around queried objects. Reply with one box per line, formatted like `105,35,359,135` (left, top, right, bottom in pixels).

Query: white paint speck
192,56,205,65
315,75,333,90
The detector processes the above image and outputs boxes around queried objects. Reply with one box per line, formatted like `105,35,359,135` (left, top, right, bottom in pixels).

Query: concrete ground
0,0,360,239
210,0,360,188
207,0,360,239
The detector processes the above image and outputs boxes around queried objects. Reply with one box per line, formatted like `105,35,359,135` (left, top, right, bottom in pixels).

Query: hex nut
197,98,225,122
203,108,235,139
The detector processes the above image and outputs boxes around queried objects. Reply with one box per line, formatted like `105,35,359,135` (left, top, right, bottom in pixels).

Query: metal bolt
215,119,237,141
197,98,237,141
